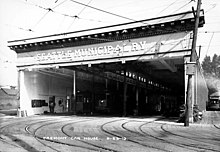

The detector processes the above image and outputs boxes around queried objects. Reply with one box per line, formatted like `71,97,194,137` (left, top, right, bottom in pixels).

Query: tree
211,54,220,78
202,54,220,95
202,55,212,74
202,54,220,78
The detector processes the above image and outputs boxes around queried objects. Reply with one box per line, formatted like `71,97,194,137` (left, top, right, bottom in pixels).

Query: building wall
0,89,18,110
20,70,73,115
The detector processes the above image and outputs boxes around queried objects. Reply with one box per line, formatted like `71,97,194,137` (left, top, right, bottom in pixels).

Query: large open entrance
16,57,185,116
66,58,185,116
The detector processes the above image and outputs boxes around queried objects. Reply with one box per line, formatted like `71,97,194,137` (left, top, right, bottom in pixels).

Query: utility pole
185,0,202,126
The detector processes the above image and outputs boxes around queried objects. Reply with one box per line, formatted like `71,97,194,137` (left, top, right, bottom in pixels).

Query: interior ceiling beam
158,59,177,72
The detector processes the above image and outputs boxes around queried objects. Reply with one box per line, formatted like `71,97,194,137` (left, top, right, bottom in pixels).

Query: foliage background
202,54,220,95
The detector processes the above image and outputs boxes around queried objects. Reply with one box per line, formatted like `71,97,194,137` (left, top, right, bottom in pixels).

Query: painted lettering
97,46,104,55
107,45,114,54
34,40,157,62
74,49,81,57
139,41,146,50
131,42,140,51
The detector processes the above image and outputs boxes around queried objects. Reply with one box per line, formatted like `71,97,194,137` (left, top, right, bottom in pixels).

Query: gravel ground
0,111,219,152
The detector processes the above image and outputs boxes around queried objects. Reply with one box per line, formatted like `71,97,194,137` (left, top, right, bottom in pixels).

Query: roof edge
8,10,204,44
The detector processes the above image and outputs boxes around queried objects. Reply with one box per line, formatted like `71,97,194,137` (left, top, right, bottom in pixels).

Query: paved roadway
0,111,219,152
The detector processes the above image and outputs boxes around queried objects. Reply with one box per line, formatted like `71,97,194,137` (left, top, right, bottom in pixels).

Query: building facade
8,11,208,122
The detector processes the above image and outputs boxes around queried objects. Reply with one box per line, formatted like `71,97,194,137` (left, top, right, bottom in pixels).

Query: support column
19,70,30,116
105,78,108,101
72,70,76,114
123,67,127,116
91,74,95,115
135,87,139,115
20,70,26,110
135,73,139,116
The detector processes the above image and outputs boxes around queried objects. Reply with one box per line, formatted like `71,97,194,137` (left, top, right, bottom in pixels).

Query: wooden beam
159,59,177,72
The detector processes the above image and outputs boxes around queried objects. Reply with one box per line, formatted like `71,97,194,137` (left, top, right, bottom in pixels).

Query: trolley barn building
8,11,208,121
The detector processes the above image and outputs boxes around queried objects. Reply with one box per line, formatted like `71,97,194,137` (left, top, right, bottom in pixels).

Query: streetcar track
1,114,219,152
0,136,22,148
213,124,220,129
24,119,70,152
139,120,219,152
61,118,120,152
0,117,54,134
0,117,64,152
159,124,220,151
208,111,220,130
161,123,220,141
100,118,172,152
121,120,146,137
122,120,200,152
212,120,220,130
26,118,100,152
1,116,97,152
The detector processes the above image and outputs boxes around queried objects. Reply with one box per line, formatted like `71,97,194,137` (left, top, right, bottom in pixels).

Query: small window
32,99,47,107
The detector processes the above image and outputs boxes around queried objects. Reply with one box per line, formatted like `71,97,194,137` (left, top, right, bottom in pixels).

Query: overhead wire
205,32,215,56
2,23,34,32
35,0,195,47
33,11,51,29
152,0,190,25
18,0,195,35
171,0,194,14
68,0,194,29
32,0,68,30
204,3,217,13
81,0,184,20
199,31,220,33
12,0,200,46
68,0,138,22
66,0,93,31
22,0,108,32
156,0,180,16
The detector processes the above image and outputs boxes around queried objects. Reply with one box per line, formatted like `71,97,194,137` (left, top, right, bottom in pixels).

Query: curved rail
61,118,121,152
100,118,172,152
25,118,101,152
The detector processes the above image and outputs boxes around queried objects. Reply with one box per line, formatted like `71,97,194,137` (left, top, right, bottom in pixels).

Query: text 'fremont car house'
8,10,208,122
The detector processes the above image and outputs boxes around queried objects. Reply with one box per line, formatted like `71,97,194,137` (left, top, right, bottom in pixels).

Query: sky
0,0,220,86
0,0,220,60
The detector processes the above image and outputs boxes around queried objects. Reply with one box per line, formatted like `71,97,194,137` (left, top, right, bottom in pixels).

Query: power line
156,0,180,16
32,0,68,29
204,3,217,13
205,32,215,56
69,0,138,22
154,0,194,25
3,23,34,32
33,11,52,29
199,31,220,33
200,45,220,47
19,0,196,35
23,0,108,32
67,0,93,31
171,0,193,13
53,0,68,9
